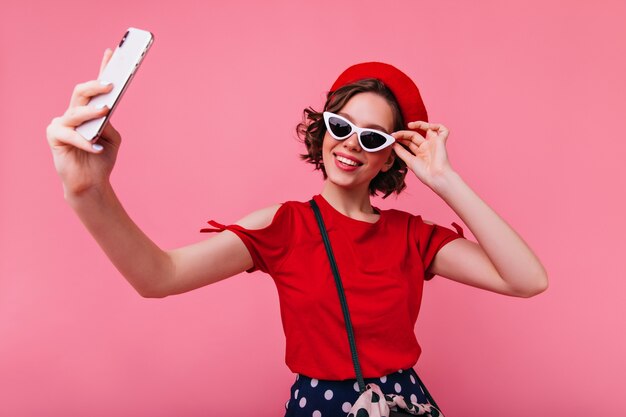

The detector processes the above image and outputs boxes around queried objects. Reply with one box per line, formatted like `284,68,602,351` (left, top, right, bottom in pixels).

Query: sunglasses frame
322,111,396,153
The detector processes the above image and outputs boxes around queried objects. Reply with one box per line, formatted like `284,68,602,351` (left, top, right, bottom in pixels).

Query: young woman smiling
46,52,548,416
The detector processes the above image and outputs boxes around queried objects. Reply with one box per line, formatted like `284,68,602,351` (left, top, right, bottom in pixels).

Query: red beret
330,62,428,125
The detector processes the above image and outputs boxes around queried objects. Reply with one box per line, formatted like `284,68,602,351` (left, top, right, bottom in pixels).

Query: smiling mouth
334,154,363,167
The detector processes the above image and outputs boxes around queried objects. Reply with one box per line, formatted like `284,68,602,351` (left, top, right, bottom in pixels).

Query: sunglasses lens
328,116,352,138
360,131,388,150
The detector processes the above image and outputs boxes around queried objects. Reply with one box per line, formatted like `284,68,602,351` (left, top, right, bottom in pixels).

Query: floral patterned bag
348,382,441,416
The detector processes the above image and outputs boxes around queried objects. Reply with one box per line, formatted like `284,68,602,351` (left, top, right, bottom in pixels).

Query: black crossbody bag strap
309,199,442,411
310,199,367,393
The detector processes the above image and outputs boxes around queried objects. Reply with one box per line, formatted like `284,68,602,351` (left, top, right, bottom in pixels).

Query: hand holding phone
76,27,154,141
46,28,154,196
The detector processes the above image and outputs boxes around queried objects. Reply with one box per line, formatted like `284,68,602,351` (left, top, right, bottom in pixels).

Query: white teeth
336,155,360,166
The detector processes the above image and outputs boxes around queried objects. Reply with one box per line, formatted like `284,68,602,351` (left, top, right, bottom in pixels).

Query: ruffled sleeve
200,203,293,275
414,216,466,281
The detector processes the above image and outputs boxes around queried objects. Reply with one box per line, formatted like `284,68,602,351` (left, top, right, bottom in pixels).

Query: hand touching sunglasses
323,112,396,152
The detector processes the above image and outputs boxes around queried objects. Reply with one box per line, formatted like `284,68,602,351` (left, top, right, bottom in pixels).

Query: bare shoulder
235,204,282,229
159,203,282,297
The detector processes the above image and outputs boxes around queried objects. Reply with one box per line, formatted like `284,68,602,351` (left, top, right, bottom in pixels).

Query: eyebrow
337,112,391,134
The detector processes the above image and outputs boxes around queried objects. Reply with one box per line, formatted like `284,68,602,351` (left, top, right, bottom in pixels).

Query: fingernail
94,103,108,110
100,80,112,87
92,143,104,152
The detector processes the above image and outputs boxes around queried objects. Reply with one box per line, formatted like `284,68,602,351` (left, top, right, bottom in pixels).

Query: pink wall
1,1,625,415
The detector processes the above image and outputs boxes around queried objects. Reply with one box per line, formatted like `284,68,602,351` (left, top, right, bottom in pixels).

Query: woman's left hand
392,121,455,189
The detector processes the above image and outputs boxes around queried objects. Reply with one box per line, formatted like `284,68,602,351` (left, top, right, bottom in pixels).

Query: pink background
1,1,625,415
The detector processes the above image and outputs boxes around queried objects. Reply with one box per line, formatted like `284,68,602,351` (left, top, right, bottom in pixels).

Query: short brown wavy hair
296,79,408,198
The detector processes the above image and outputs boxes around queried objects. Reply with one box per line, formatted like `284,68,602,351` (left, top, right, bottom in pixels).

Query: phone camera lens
119,31,129,47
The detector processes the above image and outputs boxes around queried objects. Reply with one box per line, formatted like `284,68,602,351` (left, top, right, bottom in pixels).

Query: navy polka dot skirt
284,368,431,417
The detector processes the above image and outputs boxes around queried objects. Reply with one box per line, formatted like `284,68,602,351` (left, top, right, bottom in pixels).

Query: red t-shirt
202,194,465,380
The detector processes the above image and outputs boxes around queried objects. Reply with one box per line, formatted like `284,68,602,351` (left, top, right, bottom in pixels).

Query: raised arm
65,185,276,298
393,121,548,298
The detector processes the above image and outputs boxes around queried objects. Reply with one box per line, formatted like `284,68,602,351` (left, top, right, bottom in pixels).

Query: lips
334,152,363,167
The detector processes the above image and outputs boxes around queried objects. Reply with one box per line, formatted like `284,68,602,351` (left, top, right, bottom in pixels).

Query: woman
46,50,548,416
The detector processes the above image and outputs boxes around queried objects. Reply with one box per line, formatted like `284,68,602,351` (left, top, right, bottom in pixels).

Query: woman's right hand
46,48,122,197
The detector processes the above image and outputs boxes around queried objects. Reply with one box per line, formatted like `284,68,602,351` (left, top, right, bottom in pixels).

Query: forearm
66,183,174,297
431,170,548,296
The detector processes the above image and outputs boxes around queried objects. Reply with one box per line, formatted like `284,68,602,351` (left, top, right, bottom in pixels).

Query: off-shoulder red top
201,194,465,380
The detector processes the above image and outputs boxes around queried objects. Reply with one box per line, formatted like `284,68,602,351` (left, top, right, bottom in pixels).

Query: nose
343,132,361,152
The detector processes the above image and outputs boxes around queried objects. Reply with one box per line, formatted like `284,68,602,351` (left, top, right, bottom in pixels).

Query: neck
320,182,377,220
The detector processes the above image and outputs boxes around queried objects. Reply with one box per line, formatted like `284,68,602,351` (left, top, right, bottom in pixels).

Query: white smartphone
76,27,154,141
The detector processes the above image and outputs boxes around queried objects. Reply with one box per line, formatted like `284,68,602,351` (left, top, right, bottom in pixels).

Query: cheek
372,151,396,173
371,149,393,166
321,134,336,159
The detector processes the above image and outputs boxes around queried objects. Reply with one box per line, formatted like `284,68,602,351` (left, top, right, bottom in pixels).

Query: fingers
100,121,122,147
98,48,113,78
393,130,425,155
61,104,110,128
67,49,114,108
392,142,413,163
408,121,449,135
47,120,104,154
393,130,425,144
69,79,114,108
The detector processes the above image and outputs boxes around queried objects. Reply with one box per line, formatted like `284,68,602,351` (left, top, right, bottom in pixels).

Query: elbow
140,290,168,299
517,272,549,298
136,283,170,299
138,286,171,298
137,254,176,299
